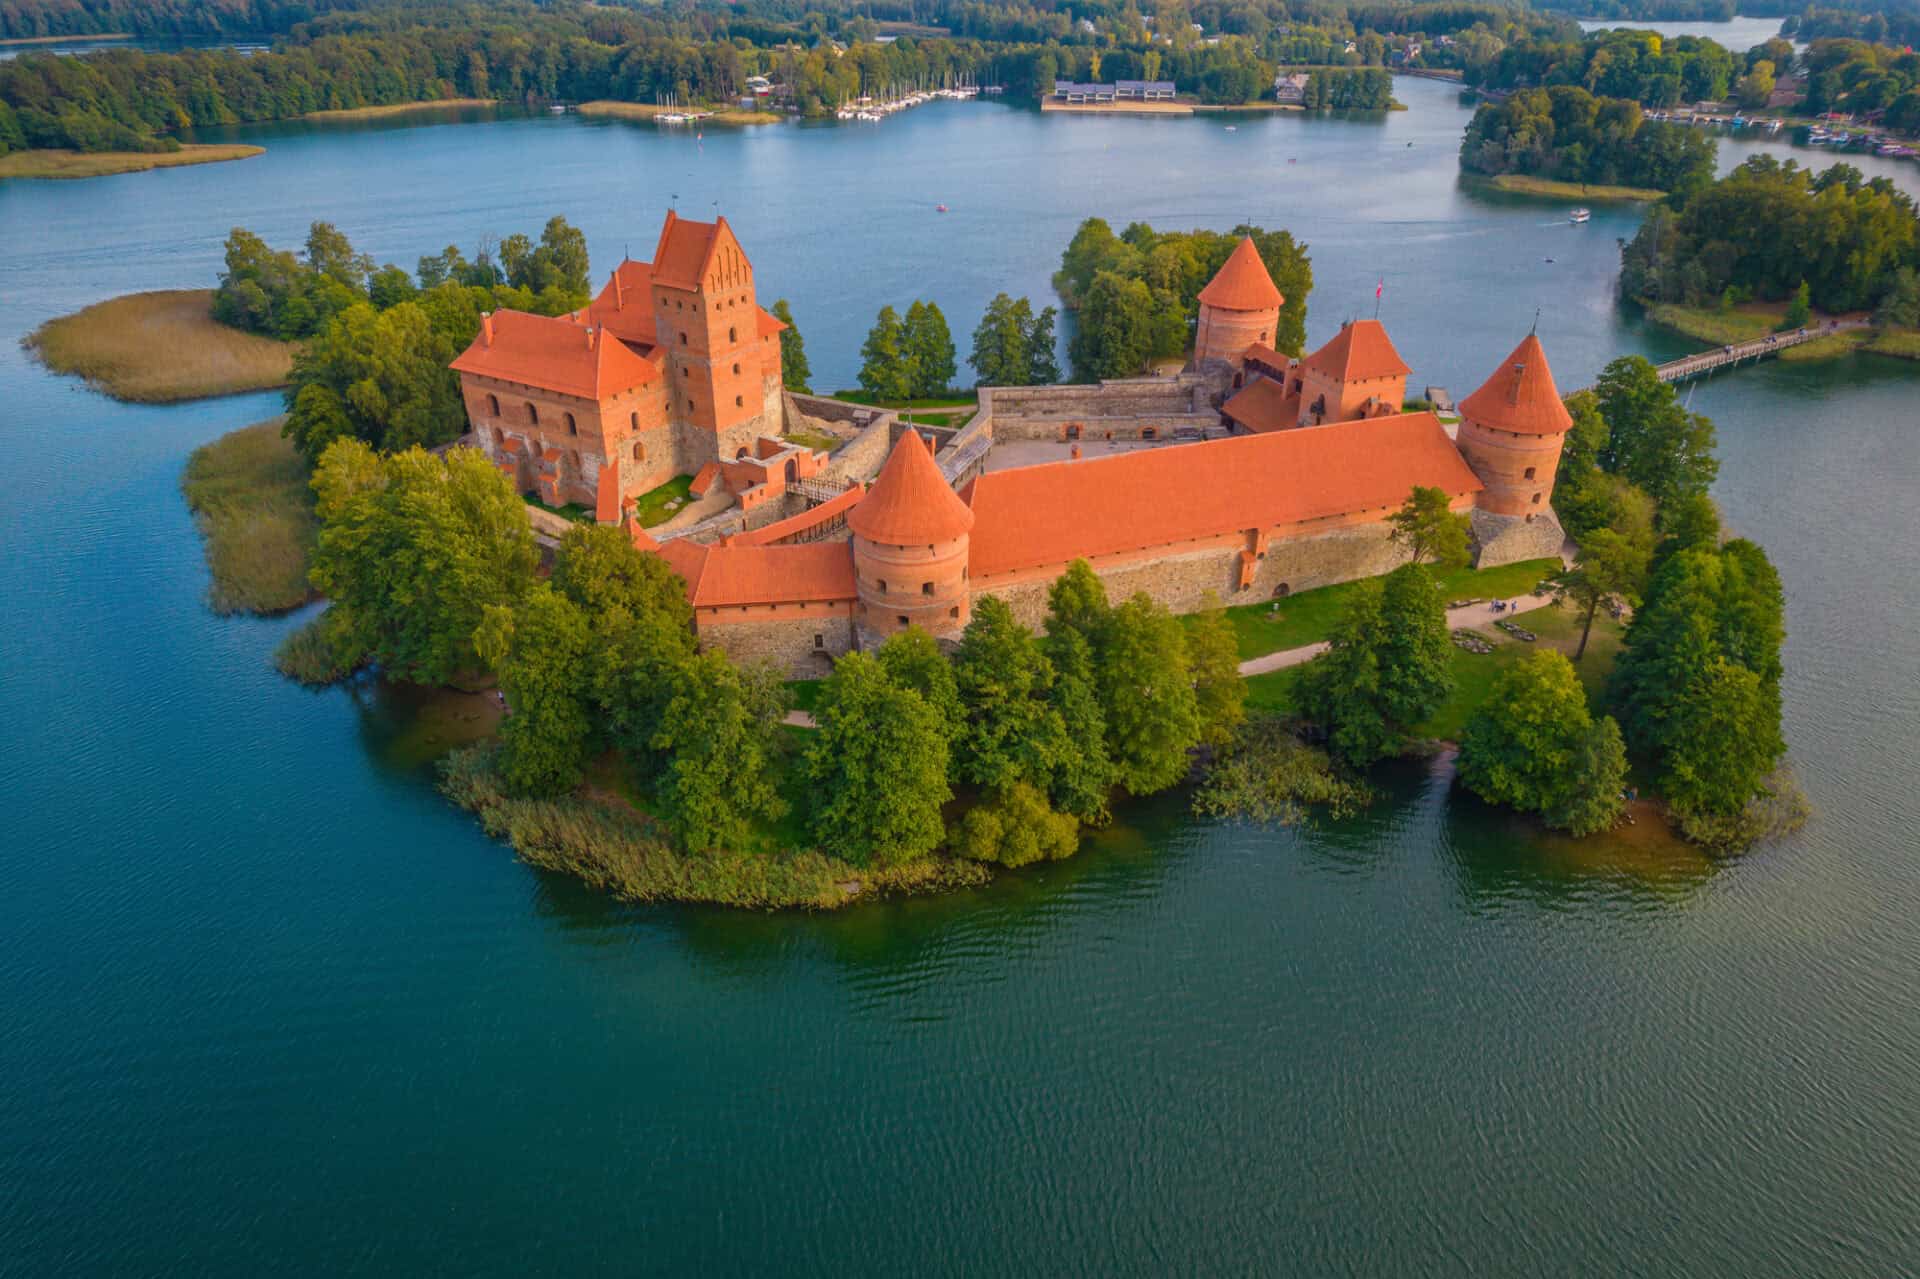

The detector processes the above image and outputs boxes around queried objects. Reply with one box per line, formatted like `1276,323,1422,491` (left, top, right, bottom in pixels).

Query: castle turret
1193,237,1284,371
1456,333,1573,518
849,431,975,642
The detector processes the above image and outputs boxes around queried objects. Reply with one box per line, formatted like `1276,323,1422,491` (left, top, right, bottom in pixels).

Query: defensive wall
978,375,1223,443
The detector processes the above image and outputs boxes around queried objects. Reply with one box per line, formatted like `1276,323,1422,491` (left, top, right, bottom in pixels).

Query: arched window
564,413,577,435
487,393,500,416
630,411,639,430
728,326,737,343
688,399,695,412
526,402,539,426
732,363,741,375
735,395,744,408
632,443,644,461
492,427,505,446
680,332,688,345
735,447,749,460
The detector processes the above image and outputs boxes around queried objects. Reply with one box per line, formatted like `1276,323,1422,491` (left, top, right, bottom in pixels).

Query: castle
452,213,1576,674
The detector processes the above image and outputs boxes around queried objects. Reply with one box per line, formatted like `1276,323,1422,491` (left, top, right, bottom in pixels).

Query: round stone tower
848,430,975,643
1193,237,1284,371
1455,333,1573,518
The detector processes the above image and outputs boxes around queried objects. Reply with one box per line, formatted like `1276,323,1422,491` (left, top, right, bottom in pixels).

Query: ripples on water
1,80,1918,1275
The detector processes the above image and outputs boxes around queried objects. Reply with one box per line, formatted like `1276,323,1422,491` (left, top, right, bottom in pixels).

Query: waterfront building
451,217,1576,674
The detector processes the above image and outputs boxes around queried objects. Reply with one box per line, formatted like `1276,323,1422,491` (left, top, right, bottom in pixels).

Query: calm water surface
1577,15,1792,49
2,80,1917,1275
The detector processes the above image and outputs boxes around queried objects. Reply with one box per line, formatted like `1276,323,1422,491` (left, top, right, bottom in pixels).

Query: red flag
1375,278,1384,300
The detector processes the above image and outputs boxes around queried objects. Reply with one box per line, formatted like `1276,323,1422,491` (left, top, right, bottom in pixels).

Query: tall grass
26,288,293,402
0,144,262,181
440,744,991,910
181,420,318,615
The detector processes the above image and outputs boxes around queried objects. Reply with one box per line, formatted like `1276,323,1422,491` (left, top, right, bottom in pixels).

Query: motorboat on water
1569,207,1591,224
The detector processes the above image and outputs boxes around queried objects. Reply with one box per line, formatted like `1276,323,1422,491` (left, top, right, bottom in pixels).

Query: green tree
969,292,1026,387
304,220,373,292
1026,304,1061,384
1655,492,1722,566
902,299,957,398
1376,563,1455,727
309,441,539,687
1661,658,1782,818
474,584,594,797
952,597,1065,791
1592,356,1720,507
950,782,1080,867
1098,594,1201,793
1041,627,1116,823
1874,266,1920,328
652,649,787,854
805,652,951,866
876,626,963,749
1458,649,1626,835
858,304,912,401
1069,270,1156,381
1045,558,1111,650
1186,593,1246,748
1387,485,1472,570
1298,582,1394,768
283,300,469,462
1555,484,1655,660
1783,279,1812,328
368,264,417,310
772,298,811,391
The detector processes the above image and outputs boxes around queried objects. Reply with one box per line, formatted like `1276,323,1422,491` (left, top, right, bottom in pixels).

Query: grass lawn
305,98,495,122
782,429,842,453
26,289,295,402
898,409,968,427
831,389,978,410
631,474,694,526
1485,173,1665,202
525,495,594,523
1864,326,1920,359
1643,301,1781,346
0,143,263,180
576,99,781,126
1778,330,1868,363
180,419,318,615
1203,558,1561,662
787,679,824,713
1414,602,1626,741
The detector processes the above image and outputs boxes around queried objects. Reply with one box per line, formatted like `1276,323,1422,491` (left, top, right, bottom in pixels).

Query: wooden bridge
1647,318,1871,385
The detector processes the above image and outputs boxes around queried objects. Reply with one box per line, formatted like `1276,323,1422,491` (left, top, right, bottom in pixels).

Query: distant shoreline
0,142,263,181
0,31,132,45
304,97,497,122
575,99,783,126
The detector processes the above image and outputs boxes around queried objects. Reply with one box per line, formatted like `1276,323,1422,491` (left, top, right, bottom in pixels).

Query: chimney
481,312,493,345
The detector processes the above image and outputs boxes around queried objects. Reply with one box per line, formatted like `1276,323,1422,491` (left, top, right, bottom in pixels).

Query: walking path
1236,591,1558,676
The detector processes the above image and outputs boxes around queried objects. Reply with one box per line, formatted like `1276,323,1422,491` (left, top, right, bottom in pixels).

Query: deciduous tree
772,298,811,391
1098,594,1201,793
1388,485,1472,570
804,653,951,866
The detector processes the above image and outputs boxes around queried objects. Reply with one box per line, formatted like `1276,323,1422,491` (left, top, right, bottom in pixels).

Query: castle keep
453,214,1578,674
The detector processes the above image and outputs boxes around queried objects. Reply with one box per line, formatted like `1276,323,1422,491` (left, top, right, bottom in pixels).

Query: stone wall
980,521,1410,628
1472,507,1568,568
982,375,1225,442
820,410,896,486
697,612,854,677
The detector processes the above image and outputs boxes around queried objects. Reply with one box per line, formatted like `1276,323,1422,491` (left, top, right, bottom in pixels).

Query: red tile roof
961,413,1481,578
847,431,974,545
1221,376,1300,433
756,307,786,339
450,309,658,400
650,210,743,291
586,260,658,348
656,539,857,607
1198,237,1285,312
1458,333,1573,437
1299,319,1411,382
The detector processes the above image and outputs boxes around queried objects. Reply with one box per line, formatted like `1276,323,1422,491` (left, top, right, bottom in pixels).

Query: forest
0,0,1579,154
1458,84,1718,191
1466,25,1746,104
1619,154,1920,313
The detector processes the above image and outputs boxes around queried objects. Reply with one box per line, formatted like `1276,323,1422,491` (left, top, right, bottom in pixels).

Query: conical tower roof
847,430,975,545
1197,237,1284,312
1299,319,1411,381
1458,333,1573,437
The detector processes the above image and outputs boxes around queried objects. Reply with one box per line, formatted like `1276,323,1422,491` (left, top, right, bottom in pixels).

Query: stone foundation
697,613,854,677
1472,507,1568,568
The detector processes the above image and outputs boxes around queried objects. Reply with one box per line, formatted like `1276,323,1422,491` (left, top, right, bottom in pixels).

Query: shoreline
0,143,263,181
575,99,782,126
26,288,294,402
1475,173,1666,202
304,97,497,122
0,31,132,45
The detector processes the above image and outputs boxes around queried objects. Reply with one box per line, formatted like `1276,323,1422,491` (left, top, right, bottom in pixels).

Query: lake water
2,80,1917,1275
1577,15,1792,50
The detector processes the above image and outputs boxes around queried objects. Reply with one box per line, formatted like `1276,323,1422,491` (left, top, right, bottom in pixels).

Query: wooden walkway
1645,318,1871,386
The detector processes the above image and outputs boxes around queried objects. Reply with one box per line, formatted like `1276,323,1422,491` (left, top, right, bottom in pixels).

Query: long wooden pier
1650,318,1871,385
